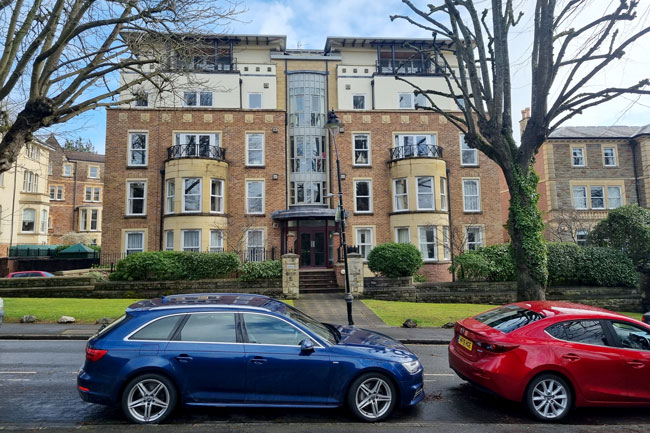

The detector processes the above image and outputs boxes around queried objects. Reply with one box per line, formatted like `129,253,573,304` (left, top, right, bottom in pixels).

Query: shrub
546,243,582,285
451,242,638,287
239,260,282,281
367,243,423,278
109,251,240,281
450,251,493,281
413,273,427,283
569,247,638,288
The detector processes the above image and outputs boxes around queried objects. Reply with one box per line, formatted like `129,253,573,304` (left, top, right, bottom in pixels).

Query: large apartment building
46,136,105,246
102,34,503,280
503,109,650,245
0,138,54,256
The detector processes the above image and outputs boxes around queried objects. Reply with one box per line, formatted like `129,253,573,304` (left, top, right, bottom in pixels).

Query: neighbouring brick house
47,136,105,246
501,109,650,245
102,34,503,282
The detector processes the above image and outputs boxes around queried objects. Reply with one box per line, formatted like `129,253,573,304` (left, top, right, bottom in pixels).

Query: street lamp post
326,109,354,326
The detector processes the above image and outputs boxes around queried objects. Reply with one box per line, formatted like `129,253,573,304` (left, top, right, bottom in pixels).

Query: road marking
0,371,37,374
424,373,455,376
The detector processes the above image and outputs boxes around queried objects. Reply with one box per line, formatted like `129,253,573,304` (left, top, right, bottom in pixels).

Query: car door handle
627,360,645,369
250,356,267,365
562,353,580,361
175,354,193,363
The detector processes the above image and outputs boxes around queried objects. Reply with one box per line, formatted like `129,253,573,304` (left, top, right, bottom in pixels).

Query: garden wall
363,278,643,312
0,277,282,299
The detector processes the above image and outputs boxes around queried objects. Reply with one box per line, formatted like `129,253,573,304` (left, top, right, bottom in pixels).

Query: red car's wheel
525,373,572,422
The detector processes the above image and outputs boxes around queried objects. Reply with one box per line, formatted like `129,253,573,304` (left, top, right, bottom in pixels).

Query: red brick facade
47,140,105,245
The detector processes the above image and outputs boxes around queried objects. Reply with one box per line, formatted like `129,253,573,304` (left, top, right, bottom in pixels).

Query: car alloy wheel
121,374,176,424
348,372,396,422
526,374,571,421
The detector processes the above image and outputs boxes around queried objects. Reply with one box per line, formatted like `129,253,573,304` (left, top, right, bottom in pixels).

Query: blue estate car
77,293,424,424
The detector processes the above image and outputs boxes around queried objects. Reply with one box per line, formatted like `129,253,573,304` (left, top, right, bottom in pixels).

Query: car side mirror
300,338,315,353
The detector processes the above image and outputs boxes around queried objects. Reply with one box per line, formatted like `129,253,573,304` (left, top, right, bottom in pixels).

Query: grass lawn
3,297,295,323
362,300,644,328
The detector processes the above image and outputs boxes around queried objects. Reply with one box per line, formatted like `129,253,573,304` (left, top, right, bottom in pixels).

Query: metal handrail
389,144,443,161
167,144,226,160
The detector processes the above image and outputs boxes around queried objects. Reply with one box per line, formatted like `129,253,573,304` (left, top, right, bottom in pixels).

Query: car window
546,320,608,346
611,321,650,351
243,313,305,346
178,313,237,343
130,315,183,341
474,305,544,333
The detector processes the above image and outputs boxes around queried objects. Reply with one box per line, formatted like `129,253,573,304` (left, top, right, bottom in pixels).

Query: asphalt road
1,341,650,432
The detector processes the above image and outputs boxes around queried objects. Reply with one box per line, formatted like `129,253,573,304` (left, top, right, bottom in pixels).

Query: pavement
0,293,455,344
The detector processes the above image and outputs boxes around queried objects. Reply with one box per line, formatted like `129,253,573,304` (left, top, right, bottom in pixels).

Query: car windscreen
281,305,338,345
474,305,544,334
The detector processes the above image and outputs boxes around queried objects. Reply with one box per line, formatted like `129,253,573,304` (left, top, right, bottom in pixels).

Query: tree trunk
504,165,548,301
0,97,53,173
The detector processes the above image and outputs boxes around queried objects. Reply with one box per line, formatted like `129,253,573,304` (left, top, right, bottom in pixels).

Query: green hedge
109,251,240,281
367,242,423,278
238,260,282,281
451,243,638,288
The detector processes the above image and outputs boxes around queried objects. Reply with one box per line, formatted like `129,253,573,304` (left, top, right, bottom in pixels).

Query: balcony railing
389,144,443,162
167,144,226,161
376,60,449,76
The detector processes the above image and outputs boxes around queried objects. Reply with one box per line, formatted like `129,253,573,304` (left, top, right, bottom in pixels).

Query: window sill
463,211,483,214
388,210,448,216
126,166,147,169
353,164,372,168
354,212,373,216
246,213,266,217
245,165,266,169
460,164,479,168
125,215,147,219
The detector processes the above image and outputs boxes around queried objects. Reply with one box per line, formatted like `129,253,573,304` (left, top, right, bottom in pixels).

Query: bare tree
0,0,242,173
546,208,593,244
392,0,650,300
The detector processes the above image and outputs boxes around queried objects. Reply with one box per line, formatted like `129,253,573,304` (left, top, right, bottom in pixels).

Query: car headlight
402,360,421,374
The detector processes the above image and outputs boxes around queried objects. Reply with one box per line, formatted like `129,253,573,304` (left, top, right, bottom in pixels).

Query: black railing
389,144,443,161
376,60,448,76
167,144,226,161
337,245,360,263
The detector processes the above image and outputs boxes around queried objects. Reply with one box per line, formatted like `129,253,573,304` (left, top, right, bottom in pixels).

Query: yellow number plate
458,335,473,351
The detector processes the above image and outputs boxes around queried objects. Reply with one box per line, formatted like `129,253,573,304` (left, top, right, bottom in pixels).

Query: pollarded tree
0,0,242,173
392,0,650,300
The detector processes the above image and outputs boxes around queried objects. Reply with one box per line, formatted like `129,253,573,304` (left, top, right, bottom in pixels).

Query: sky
53,0,650,154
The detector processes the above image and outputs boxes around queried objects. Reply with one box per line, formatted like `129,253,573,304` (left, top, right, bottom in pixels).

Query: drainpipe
239,78,243,109
446,167,455,282
631,139,642,205
371,79,375,110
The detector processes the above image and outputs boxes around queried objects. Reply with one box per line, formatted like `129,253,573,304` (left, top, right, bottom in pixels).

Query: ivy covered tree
392,0,650,300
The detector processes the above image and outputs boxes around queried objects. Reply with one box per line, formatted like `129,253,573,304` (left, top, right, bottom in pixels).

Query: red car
449,301,650,421
7,271,55,278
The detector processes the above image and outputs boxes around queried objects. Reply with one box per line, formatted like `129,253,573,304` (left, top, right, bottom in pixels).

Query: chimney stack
519,107,531,135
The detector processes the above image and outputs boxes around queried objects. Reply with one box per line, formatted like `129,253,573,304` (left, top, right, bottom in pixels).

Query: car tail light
86,346,107,362
475,341,519,353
